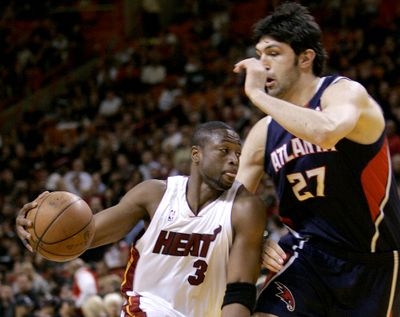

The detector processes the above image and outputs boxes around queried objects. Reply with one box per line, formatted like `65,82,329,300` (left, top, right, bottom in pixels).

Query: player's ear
299,49,315,69
191,145,200,164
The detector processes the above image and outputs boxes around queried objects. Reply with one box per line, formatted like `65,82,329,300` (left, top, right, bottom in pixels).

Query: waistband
280,233,399,266
306,238,399,266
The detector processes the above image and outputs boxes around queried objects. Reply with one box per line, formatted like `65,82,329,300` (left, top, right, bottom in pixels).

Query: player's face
255,36,301,99
198,129,241,191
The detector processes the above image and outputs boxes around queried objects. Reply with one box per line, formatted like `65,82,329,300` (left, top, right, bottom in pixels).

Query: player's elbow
311,124,342,149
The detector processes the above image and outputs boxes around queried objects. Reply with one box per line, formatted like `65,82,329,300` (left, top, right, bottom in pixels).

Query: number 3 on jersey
287,166,326,201
188,259,208,285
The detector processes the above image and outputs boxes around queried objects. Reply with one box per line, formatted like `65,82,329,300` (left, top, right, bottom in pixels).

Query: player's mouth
265,77,276,88
223,171,237,181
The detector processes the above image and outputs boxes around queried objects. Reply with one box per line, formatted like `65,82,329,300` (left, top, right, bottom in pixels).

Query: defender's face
198,129,241,191
255,36,301,98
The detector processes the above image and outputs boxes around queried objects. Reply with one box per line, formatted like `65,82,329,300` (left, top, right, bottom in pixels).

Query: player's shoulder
252,115,273,131
126,179,167,202
243,115,271,147
140,179,167,192
232,185,267,231
234,186,266,215
325,76,368,96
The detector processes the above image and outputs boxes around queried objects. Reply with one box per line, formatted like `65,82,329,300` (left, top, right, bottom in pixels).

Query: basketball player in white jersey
16,121,267,317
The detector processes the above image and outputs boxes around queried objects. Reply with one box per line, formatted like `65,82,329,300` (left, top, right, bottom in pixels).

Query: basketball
26,191,95,262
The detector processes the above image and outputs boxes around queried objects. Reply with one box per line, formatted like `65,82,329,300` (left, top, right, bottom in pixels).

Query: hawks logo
275,281,295,312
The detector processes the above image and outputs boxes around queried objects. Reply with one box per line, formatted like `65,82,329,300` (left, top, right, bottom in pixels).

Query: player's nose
260,54,271,69
228,152,239,165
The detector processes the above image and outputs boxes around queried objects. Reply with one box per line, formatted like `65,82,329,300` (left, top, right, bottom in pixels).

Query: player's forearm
248,89,340,149
90,207,132,248
222,303,252,317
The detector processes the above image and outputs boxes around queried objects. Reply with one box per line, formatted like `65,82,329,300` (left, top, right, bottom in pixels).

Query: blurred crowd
1,0,400,316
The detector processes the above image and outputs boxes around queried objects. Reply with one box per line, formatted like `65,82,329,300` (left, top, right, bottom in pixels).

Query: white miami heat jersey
120,176,241,317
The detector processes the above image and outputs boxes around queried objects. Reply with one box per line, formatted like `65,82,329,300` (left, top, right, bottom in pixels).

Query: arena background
1,0,400,316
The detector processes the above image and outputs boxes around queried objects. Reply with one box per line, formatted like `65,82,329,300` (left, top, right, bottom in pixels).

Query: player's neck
283,75,320,107
186,178,223,215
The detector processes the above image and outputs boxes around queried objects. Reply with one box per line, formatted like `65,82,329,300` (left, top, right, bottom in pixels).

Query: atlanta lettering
152,225,222,257
271,137,336,172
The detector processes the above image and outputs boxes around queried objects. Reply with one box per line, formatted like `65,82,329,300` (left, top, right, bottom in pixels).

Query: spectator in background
58,299,75,317
138,150,161,180
66,258,97,314
81,295,107,317
98,89,122,118
16,261,50,296
140,51,166,85
0,284,16,317
63,158,92,197
140,0,162,37
13,272,39,314
14,293,35,317
103,292,123,317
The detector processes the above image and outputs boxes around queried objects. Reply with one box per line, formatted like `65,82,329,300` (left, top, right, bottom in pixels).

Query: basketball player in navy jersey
16,121,266,317
234,2,400,317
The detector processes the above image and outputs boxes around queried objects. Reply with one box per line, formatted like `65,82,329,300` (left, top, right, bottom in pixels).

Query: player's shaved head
191,121,236,147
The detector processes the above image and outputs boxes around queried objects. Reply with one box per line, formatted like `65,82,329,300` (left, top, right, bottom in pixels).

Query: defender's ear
299,49,316,69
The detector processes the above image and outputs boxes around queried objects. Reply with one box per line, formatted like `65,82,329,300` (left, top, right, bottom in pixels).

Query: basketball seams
38,217,94,258
41,213,93,245
35,193,83,251
31,194,54,245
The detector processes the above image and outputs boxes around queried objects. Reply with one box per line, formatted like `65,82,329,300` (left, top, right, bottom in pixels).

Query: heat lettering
152,225,222,258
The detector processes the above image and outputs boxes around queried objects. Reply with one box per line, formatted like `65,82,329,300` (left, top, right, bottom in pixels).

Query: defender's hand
262,239,287,272
233,58,267,97
15,191,50,252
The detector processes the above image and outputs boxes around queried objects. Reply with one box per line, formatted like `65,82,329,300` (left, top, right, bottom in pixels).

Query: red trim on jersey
361,139,389,221
260,270,277,290
121,245,140,297
123,295,147,317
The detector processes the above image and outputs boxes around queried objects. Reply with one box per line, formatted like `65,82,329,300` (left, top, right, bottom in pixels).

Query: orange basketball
26,191,95,262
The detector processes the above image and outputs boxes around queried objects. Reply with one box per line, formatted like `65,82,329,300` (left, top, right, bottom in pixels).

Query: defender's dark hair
191,121,235,147
253,2,327,76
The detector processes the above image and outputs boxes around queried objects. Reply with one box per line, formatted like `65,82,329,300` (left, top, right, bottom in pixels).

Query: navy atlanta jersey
264,75,400,252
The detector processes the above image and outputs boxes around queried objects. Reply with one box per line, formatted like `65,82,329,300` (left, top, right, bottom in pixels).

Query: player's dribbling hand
262,239,287,272
233,58,267,97
15,191,50,252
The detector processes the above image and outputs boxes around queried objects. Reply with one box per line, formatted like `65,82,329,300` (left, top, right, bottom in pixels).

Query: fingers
233,62,244,73
233,58,256,73
16,210,34,252
262,239,287,272
16,200,39,252
35,191,50,203
21,238,33,253
16,192,50,252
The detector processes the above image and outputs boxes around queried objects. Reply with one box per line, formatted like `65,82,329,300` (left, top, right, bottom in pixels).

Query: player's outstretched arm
90,179,166,248
221,189,267,317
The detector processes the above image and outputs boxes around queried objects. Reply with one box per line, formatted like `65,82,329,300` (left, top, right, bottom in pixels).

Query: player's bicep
321,80,365,138
91,180,162,247
227,196,266,283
